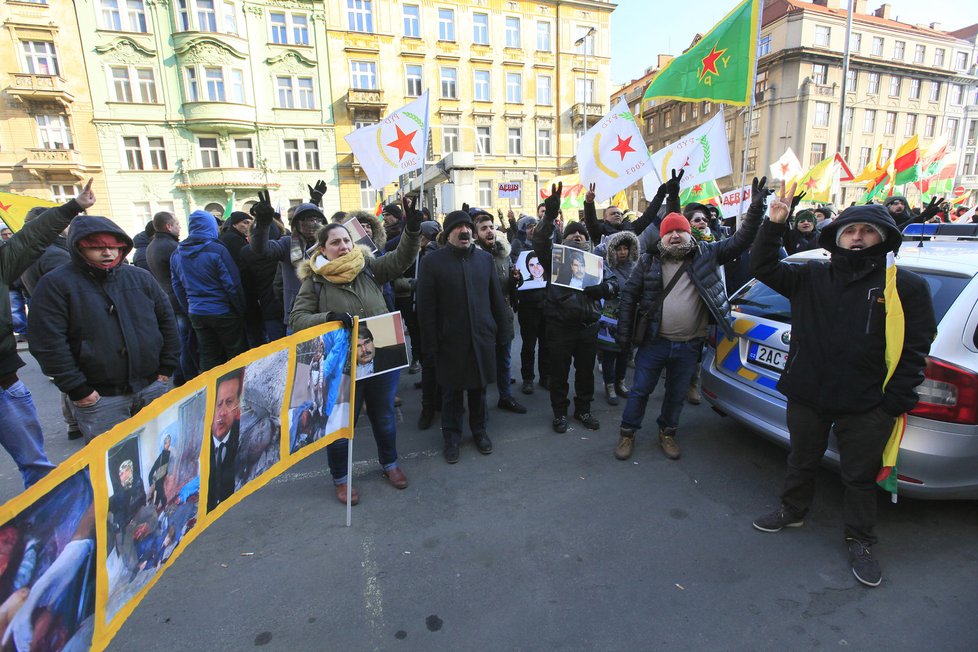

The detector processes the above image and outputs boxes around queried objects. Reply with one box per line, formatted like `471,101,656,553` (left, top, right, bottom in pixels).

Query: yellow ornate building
0,0,107,218
323,0,615,215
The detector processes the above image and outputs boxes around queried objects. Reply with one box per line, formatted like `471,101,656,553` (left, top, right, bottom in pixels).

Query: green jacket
0,200,82,377
289,227,421,333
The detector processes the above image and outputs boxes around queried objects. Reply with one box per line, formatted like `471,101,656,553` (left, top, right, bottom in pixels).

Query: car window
730,279,791,323
916,272,971,324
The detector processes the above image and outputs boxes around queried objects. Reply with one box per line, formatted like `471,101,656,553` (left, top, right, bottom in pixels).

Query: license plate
749,343,786,371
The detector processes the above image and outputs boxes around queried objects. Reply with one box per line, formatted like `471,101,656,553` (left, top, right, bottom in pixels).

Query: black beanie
442,210,473,236
563,221,589,240
382,204,404,221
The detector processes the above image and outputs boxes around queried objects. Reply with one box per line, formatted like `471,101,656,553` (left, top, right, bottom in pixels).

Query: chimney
812,0,840,8
853,0,868,14
657,54,674,70
874,3,893,20
929,22,942,31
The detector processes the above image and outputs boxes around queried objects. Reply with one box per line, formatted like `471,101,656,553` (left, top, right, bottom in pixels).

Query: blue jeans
495,340,513,400
326,369,400,484
72,380,168,443
621,337,704,432
264,319,286,342
9,290,28,335
0,379,55,488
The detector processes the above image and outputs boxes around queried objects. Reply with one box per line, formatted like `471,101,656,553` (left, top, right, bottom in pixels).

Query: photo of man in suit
356,326,408,380
208,368,243,511
554,248,601,290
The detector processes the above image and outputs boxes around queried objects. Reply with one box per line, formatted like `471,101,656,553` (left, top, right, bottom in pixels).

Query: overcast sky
611,0,978,86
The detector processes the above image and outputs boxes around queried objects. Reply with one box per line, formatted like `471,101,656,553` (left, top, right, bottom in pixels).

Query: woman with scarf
290,198,421,506
784,210,820,254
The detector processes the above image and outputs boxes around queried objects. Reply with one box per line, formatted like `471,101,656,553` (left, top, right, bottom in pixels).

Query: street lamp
575,27,597,130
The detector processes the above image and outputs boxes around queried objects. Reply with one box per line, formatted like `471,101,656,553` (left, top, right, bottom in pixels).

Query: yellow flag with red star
795,156,839,203
0,192,59,233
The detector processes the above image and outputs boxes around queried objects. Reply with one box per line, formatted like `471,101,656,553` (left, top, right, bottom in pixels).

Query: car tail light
908,357,978,425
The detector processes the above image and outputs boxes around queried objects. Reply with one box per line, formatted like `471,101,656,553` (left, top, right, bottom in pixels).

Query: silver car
701,241,978,500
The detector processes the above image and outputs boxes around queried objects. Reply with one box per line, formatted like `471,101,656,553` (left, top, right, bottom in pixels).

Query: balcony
346,89,386,121
21,148,99,179
571,102,604,128
182,102,257,133
810,83,837,97
7,73,74,107
177,167,279,190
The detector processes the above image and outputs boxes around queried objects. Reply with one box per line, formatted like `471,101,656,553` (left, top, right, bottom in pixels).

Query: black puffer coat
146,231,182,315
617,198,763,345
751,204,936,416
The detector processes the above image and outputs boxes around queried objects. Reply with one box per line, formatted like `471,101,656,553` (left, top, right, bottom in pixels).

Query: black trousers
441,387,488,445
394,295,421,362
517,304,550,382
189,313,248,371
421,352,440,411
546,322,598,417
781,400,895,544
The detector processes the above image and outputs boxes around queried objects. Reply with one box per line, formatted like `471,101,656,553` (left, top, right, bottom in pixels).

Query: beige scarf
310,246,365,284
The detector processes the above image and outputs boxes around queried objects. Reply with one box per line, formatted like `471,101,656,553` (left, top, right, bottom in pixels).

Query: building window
478,179,493,207
537,128,552,156
954,51,968,71
473,13,489,45
665,112,672,129
442,126,459,153
283,139,299,170
845,68,856,92
507,127,522,155
359,179,378,210
924,115,936,138
857,147,871,170
866,72,880,94
928,81,940,102
844,106,853,132
814,25,830,47
196,0,217,32
36,115,72,149
934,48,945,67
296,77,314,108
505,72,521,103
691,103,699,118
403,4,419,37
810,143,826,166
884,111,896,135
21,41,59,76
945,118,959,144
438,8,454,41
51,184,80,203
850,32,861,52
679,105,687,123
440,67,457,99
893,40,905,60
704,101,712,114
350,61,377,90
950,84,963,105
505,16,521,48
750,114,759,134
282,140,319,170
198,136,220,167
811,63,827,85
754,69,768,95
109,66,157,103
346,0,373,33
269,11,308,45
476,125,491,154
757,34,771,57
871,36,883,56
575,77,594,104
405,65,423,97
536,74,552,105
100,0,149,32
574,25,594,54
814,101,829,127
905,113,917,137
204,66,226,101
536,21,551,51
863,109,876,133
909,78,921,100
111,66,133,102
888,75,900,97
185,67,198,101
473,69,490,101
914,44,925,63
276,76,294,107
147,137,167,169
303,139,320,169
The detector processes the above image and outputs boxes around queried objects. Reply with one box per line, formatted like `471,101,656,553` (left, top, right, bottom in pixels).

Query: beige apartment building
323,0,615,215
618,0,977,211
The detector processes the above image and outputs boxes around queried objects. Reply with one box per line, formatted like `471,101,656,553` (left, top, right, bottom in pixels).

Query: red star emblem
386,124,418,161
805,177,819,190
780,162,790,175
692,184,703,194
610,135,635,161
0,201,10,212
699,43,727,80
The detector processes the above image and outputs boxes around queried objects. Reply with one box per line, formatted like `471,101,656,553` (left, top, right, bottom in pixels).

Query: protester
784,209,820,254
219,211,254,268
171,210,247,371
884,195,941,229
131,220,153,270
29,213,179,443
750,185,936,588
614,176,768,462
471,208,526,415
582,170,682,242
534,183,618,433
239,221,286,344
290,196,421,504
415,220,442,429
0,182,95,487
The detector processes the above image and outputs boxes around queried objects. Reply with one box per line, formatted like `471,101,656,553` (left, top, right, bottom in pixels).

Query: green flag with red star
679,180,721,205
642,0,759,106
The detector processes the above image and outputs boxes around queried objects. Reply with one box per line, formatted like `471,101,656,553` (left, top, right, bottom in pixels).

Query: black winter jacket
28,215,180,400
751,207,935,416
617,198,764,345
20,235,70,295
582,185,677,243
219,228,249,269
146,231,182,315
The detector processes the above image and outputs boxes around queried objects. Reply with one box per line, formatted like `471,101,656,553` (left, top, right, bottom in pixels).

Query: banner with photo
550,245,604,291
0,321,356,652
515,250,546,291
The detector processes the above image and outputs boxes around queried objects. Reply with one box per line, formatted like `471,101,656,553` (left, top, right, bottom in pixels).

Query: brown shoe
687,381,701,405
335,483,359,505
658,428,681,460
384,467,409,490
614,428,635,460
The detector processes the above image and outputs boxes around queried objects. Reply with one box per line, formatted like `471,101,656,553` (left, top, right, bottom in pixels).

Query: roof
948,23,978,40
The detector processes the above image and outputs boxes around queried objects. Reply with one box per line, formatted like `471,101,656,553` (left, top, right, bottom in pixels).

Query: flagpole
835,0,855,206
737,0,765,228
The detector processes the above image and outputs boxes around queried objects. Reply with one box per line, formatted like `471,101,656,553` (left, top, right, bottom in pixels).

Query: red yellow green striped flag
892,135,921,186
876,251,907,498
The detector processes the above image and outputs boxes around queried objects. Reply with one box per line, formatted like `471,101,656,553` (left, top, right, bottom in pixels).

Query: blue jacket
171,210,245,317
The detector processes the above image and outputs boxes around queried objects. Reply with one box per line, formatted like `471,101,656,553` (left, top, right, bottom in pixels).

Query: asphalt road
4,342,977,651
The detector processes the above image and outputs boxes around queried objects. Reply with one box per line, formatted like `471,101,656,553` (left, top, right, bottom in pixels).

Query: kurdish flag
680,180,722,205
345,92,430,190
795,155,838,203
876,251,907,498
892,135,921,186
642,0,760,106
0,192,59,232
917,156,955,203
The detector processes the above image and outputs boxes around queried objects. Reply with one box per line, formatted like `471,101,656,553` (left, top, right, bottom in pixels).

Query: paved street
3,343,977,651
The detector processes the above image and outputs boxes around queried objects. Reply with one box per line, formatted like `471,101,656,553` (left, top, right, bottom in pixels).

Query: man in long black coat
417,210,513,463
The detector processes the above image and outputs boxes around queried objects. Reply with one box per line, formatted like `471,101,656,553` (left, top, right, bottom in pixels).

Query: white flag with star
575,99,653,202
344,92,430,189
641,110,732,200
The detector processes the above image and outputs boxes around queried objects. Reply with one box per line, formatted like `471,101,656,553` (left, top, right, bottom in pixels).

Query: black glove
250,189,275,226
325,311,354,329
583,280,611,299
788,191,806,219
308,180,328,206
461,202,470,213
403,195,422,232
543,182,563,220
919,197,943,221
665,168,684,198
750,176,773,207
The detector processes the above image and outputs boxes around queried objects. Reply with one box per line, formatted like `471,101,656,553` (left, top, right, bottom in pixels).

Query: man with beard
355,326,406,378
533,184,618,434
208,369,243,510
613,177,768,461
883,195,941,229
472,209,526,415
417,210,512,463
